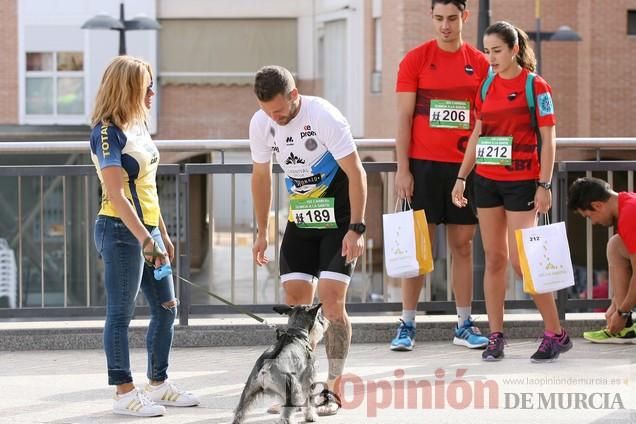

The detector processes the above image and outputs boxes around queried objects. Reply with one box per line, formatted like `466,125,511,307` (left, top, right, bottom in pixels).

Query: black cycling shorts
473,174,537,211
410,159,478,225
279,221,353,284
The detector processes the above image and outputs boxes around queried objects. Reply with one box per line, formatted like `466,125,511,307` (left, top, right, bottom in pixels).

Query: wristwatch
349,223,366,235
537,181,552,190
617,309,632,320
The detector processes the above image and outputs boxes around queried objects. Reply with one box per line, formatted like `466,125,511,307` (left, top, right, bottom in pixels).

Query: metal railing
0,138,633,322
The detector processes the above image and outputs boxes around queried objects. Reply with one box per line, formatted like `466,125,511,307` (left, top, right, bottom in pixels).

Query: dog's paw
304,407,318,422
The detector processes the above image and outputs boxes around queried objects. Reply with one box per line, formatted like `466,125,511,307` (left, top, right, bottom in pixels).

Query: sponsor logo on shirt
286,136,295,145
285,152,306,165
100,125,110,157
290,174,323,188
464,64,474,75
305,138,318,151
538,92,554,116
300,125,317,139
508,92,519,101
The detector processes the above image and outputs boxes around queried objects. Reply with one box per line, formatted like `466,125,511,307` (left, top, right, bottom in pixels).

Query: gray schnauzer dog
232,303,328,424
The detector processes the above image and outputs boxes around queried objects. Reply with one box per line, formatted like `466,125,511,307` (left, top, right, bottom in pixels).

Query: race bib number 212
476,136,513,166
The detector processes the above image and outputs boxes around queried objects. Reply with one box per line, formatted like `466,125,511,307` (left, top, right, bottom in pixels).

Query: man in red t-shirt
568,177,636,341
391,0,490,352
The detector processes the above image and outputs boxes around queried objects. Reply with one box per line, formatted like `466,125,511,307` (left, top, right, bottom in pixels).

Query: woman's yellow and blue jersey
89,122,160,226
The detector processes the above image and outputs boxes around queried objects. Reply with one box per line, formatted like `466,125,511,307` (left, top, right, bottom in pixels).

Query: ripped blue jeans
94,215,177,386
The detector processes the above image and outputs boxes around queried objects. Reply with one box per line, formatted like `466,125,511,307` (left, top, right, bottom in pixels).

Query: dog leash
175,274,277,329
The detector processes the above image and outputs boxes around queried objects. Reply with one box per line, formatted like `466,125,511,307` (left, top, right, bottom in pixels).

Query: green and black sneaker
583,324,636,344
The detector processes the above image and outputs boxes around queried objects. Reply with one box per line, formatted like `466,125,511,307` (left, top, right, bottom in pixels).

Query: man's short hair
431,0,467,11
253,65,295,102
568,177,612,211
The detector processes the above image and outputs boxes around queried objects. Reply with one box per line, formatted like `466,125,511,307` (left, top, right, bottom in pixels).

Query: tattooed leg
325,316,351,391
317,279,351,396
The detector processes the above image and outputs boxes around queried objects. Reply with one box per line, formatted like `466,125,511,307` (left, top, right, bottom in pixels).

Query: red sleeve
476,52,490,79
474,80,484,119
533,76,557,127
619,218,636,254
396,48,422,92
618,194,636,254
472,49,489,120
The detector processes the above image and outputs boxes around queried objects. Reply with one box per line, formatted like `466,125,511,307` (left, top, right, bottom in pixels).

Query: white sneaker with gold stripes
144,381,200,407
113,388,166,417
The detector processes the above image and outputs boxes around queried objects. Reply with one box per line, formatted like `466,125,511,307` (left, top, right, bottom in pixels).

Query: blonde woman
90,56,199,417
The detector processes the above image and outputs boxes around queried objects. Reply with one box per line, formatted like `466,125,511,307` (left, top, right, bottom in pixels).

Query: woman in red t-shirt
451,21,572,363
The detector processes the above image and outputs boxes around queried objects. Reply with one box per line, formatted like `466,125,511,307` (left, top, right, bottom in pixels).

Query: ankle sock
457,306,471,326
401,310,416,326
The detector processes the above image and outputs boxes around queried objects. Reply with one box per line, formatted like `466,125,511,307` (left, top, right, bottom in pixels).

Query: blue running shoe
453,319,489,349
390,319,416,351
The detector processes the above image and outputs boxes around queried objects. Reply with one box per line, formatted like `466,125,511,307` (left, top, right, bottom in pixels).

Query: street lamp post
477,0,491,51
530,0,582,75
81,3,160,56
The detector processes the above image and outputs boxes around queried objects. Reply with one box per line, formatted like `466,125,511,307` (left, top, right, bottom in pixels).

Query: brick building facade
1,0,635,141
0,0,18,125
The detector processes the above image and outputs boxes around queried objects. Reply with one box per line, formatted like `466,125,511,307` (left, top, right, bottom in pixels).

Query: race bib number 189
290,197,337,229
476,136,513,165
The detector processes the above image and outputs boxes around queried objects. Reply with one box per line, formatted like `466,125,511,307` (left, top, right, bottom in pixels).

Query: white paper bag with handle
516,216,575,294
383,200,433,279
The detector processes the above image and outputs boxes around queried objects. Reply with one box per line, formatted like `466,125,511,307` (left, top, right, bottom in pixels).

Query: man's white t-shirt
249,95,356,224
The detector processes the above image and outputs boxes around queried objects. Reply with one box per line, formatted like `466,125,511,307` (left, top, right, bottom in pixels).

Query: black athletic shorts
473,173,537,211
279,221,353,284
410,159,478,225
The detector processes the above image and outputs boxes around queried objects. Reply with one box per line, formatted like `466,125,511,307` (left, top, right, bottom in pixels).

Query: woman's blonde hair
90,55,153,128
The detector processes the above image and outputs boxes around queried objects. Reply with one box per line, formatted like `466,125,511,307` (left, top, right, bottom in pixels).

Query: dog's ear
273,305,293,315
308,303,322,317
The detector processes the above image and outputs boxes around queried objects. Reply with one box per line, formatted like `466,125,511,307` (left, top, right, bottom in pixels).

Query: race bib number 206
429,100,470,129
290,197,337,229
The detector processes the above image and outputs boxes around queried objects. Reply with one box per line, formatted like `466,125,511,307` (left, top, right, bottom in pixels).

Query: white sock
457,306,471,326
117,387,136,398
401,310,417,326
146,382,165,391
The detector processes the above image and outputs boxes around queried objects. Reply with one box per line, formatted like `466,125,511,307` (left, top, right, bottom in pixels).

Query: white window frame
313,1,364,137
23,51,86,125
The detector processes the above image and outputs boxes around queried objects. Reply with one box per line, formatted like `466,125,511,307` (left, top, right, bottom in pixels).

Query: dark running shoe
531,329,573,363
482,332,505,361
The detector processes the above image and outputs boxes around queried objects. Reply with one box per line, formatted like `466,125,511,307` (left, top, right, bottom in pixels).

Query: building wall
0,0,18,124
587,0,636,137
3,0,634,139
361,0,636,139
157,85,256,140
156,80,317,140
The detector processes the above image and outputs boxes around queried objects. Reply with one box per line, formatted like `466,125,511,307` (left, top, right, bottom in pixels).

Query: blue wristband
154,263,172,280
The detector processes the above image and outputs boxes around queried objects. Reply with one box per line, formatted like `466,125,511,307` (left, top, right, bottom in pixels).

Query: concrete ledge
0,313,606,351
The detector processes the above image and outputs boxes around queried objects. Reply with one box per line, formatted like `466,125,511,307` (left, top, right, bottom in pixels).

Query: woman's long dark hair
485,21,537,72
